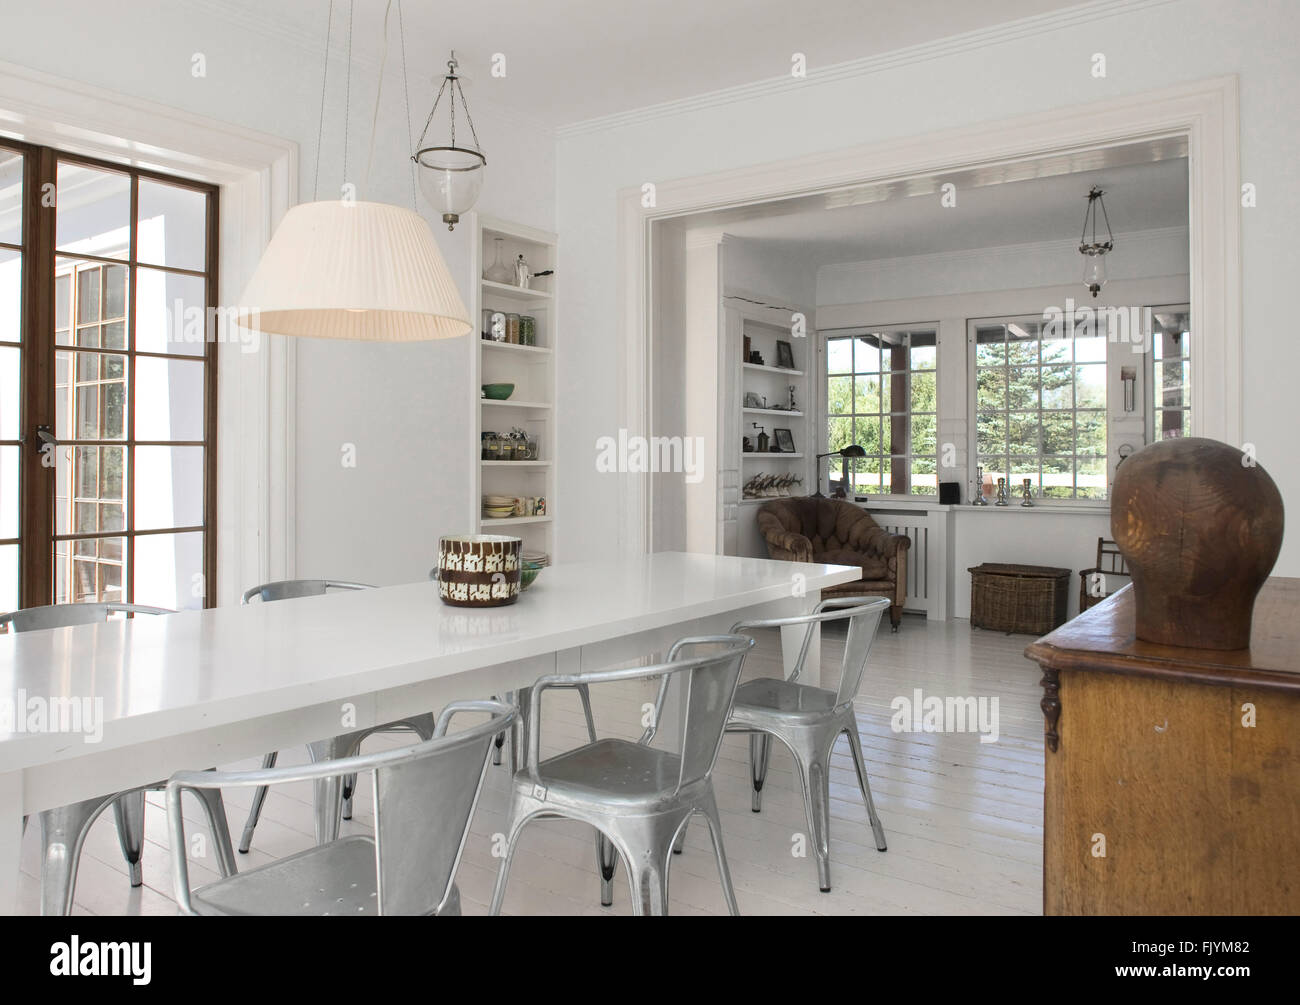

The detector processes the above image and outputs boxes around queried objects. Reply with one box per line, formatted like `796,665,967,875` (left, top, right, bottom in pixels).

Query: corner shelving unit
470,215,557,560
737,316,810,501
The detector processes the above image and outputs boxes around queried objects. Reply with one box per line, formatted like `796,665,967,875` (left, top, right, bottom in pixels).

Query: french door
0,140,217,613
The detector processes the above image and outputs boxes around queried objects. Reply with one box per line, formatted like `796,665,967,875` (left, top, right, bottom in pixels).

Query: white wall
0,0,555,591
556,0,1300,577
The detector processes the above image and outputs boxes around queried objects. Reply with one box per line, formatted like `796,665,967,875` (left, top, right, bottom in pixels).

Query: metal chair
490,634,754,916
0,602,237,915
167,699,515,915
426,566,598,769
236,579,438,853
726,596,891,892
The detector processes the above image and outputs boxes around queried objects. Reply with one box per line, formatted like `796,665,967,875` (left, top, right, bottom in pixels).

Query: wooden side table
1025,578,1300,915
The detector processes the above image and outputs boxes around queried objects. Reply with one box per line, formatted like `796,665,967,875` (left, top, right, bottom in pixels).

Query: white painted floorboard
14,616,1045,916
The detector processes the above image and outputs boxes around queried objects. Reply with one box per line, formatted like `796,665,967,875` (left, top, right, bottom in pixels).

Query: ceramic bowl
437,534,522,607
481,383,515,400
520,561,544,591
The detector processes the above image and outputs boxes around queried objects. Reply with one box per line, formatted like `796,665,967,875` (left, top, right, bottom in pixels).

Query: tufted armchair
757,498,910,630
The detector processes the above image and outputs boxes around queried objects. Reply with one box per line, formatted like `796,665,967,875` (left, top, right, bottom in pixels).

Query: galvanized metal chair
426,566,597,768
167,699,515,915
727,596,891,892
0,602,237,915
237,579,438,853
490,634,754,916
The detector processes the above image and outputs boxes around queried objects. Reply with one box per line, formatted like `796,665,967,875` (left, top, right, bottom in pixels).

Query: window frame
966,312,1109,506
1,139,219,610
1145,302,1191,444
820,324,939,499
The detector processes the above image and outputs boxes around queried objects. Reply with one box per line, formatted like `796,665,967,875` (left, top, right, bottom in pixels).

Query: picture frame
772,427,795,452
774,340,796,369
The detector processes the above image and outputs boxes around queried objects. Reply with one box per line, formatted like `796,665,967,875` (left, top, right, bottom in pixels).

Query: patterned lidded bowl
437,535,523,607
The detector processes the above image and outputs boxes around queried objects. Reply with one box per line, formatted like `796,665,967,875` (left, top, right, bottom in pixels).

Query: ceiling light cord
395,0,417,209
364,0,395,198
342,0,353,190
312,0,335,201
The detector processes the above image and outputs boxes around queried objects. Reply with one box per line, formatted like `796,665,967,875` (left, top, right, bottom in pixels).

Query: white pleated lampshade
237,200,470,341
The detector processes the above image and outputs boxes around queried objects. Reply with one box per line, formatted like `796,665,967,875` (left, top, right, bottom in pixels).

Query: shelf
743,362,804,377
740,496,797,505
480,515,553,526
481,280,553,302
481,460,550,467
481,399,552,410
481,340,552,356
743,407,803,418
743,452,804,460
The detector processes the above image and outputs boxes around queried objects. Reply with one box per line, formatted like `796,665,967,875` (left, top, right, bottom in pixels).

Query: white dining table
0,551,858,912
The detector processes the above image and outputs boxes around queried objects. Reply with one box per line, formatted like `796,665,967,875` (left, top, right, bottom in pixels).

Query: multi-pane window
0,142,216,614
1149,304,1190,440
971,316,1107,501
824,328,937,496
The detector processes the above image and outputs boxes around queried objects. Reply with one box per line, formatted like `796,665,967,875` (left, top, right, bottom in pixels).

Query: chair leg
700,794,740,916
793,743,834,892
191,786,239,877
238,751,277,853
489,805,530,916
672,825,686,855
622,835,672,917
844,724,887,852
575,683,598,743
596,831,617,906
749,732,772,812
890,604,901,633
492,691,513,767
341,773,357,821
112,790,146,887
38,796,108,916
306,737,353,845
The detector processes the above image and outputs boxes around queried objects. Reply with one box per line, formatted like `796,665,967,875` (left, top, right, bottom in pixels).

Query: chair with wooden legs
236,579,437,853
726,597,891,892
490,634,754,916
0,602,238,915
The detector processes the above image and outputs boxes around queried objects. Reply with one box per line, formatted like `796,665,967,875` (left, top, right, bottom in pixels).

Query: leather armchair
756,497,910,630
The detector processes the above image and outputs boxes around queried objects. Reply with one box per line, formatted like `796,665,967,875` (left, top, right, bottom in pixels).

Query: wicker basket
968,563,1071,635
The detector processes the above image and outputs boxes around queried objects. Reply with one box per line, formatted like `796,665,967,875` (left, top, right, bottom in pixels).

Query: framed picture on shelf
773,428,795,452
775,340,796,369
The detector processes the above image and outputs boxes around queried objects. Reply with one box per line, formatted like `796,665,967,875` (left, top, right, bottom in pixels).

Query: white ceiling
700,150,1189,267
209,0,1086,127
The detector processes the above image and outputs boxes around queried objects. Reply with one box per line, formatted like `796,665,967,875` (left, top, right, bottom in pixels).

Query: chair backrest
0,602,173,633
166,699,515,916
538,635,753,796
758,497,883,555
241,579,371,604
1095,538,1129,577
731,597,889,707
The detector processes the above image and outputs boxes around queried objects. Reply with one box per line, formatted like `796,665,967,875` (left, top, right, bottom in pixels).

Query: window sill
957,503,1109,516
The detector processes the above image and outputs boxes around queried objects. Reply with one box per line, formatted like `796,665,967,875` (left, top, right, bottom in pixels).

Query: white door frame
619,75,1241,555
0,59,299,606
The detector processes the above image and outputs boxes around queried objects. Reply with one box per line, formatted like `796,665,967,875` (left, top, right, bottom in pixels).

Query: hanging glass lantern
1078,185,1114,298
412,52,486,231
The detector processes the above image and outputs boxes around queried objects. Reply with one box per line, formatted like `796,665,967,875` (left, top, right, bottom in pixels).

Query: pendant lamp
237,0,470,342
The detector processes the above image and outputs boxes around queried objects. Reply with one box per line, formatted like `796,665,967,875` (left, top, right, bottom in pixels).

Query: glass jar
485,434,502,461
505,313,521,344
519,315,536,346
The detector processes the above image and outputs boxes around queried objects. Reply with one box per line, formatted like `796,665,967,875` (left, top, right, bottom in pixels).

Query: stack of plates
523,551,550,567
483,494,517,520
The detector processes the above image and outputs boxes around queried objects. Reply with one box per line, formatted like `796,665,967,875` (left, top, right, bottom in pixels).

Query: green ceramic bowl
482,383,515,400
520,561,543,591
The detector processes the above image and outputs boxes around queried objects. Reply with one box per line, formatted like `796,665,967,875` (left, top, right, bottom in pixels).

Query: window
824,328,937,496
0,142,217,613
971,315,1107,501
1149,304,1190,440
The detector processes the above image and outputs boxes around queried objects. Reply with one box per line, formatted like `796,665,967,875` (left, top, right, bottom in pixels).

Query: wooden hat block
1111,437,1285,650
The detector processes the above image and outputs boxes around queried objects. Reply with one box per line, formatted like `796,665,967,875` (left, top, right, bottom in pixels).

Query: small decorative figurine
973,465,988,505
995,477,1009,506
1021,478,1034,507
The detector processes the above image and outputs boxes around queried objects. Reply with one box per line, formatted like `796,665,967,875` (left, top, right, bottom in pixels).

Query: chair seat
529,738,683,807
730,677,841,725
193,835,379,916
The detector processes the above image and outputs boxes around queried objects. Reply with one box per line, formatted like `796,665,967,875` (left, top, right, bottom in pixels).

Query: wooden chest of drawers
1025,578,1300,915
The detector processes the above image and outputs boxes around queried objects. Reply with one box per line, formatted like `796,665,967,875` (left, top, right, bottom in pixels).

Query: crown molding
557,0,1178,139
818,225,1189,279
